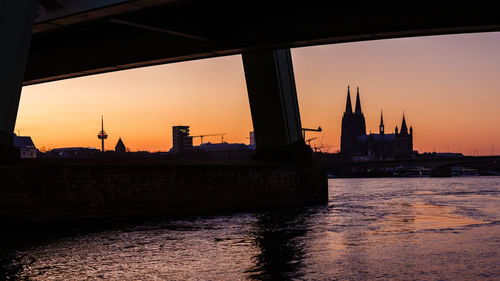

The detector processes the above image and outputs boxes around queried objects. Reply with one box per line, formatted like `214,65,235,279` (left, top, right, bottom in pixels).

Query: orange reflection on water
377,202,486,233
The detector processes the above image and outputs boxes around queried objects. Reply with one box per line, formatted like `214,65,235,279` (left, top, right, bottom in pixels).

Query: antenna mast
97,115,108,152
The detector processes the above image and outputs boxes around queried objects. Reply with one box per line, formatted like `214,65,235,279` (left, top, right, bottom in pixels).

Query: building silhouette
13,134,37,158
169,126,256,159
341,86,366,155
115,137,126,153
46,147,100,158
193,142,253,160
341,86,413,160
172,126,193,154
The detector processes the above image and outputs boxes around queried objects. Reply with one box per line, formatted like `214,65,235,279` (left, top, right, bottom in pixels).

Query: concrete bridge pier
242,49,309,161
0,0,37,162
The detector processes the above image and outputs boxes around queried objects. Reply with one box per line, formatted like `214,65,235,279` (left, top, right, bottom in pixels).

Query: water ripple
1,177,500,280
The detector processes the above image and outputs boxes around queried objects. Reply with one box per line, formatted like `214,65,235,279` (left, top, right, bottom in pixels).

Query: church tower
341,86,367,156
395,113,413,156
353,87,366,137
399,113,408,135
355,87,362,114
341,86,354,154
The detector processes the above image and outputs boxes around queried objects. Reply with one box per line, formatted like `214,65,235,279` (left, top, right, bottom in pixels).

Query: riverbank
0,159,327,224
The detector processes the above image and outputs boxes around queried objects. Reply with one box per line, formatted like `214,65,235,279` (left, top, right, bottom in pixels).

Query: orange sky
16,32,500,155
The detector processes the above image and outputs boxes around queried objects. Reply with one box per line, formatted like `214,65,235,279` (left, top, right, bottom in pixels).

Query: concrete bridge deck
26,1,500,85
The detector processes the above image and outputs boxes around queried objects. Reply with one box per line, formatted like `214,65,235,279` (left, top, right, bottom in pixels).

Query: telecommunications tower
97,115,108,152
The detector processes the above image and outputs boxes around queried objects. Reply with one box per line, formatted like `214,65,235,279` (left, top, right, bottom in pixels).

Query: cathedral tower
353,87,366,137
345,86,352,114
341,86,367,156
341,86,354,154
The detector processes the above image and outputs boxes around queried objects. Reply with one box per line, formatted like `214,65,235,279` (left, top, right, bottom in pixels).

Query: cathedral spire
379,110,385,135
355,87,363,114
400,113,408,135
345,86,353,114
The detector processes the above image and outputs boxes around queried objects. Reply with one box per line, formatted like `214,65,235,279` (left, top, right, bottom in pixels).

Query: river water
1,177,499,280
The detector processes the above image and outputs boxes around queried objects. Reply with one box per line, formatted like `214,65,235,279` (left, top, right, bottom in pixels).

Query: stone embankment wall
0,160,327,223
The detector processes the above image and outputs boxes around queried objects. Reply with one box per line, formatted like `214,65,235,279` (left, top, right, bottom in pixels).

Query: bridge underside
25,1,500,85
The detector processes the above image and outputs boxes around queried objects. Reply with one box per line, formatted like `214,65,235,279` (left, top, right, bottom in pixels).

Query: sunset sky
16,32,500,155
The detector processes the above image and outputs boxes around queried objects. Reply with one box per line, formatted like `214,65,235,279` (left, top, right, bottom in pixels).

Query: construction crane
305,137,317,146
191,133,226,145
301,126,322,139
315,144,340,153
310,133,340,153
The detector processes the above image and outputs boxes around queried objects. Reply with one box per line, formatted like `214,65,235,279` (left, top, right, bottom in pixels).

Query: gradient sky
16,32,500,155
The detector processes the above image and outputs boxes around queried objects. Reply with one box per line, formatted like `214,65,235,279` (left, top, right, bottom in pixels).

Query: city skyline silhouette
15,32,500,154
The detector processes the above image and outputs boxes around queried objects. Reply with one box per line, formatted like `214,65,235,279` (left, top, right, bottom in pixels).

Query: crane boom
191,133,226,144
301,126,322,139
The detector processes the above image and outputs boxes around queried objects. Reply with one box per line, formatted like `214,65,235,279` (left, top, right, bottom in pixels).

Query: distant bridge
329,156,500,170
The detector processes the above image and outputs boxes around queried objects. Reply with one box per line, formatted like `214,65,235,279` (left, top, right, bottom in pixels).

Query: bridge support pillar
0,0,37,162
242,49,308,160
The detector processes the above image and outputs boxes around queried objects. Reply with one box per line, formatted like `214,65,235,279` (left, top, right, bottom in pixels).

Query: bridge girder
25,1,500,85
